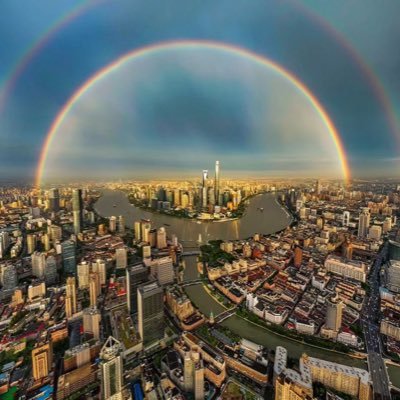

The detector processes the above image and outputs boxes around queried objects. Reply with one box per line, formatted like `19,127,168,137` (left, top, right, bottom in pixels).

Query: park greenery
200,240,236,266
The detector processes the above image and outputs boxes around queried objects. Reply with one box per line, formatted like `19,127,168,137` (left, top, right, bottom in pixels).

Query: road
361,241,391,400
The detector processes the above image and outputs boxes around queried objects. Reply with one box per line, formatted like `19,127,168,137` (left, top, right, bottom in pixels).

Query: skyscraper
141,221,151,243
62,240,76,275
99,336,123,400
72,189,83,235
148,256,174,286
137,281,164,346
134,221,142,241
92,259,106,286
89,272,100,307
358,207,370,238
48,188,60,212
32,251,46,279
0,264,17,291
109,216,117,232
27,234,36,255
115,247,127,269
118,215,125,234
156,227,167,249
65,277,77,318
316,179,321,195
83,307,101,340
343,211,350,227
0,231,10,259
45,255,57,285
183,348,204,399
325,296,344,332
202,170,208,208
214,160,220,205
126,262,149,314
77,262,90,291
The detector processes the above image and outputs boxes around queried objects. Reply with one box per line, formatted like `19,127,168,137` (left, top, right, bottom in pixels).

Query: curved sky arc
35,40,351,186
0,0,106,114
293,0,400,147
1,0,396,154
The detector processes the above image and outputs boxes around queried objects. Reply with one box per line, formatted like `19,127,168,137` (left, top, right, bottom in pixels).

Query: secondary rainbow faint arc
0,0,106,113
35,40,351,186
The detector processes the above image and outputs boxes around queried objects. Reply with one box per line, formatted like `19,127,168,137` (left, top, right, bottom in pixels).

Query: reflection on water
95,189,291,243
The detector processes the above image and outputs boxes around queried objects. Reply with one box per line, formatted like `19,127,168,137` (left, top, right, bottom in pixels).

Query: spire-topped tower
214,160,220,205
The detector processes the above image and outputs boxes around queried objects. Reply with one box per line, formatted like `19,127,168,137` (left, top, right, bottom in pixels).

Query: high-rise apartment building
89,272,101,307
0,231,10,259
0,264,17,290
156,227,167,249
343,211,350,227
32,251,46,279
50,224,62,242
65,276,77,318
358,208,370,238
117,215,125,234
83,307,101,340
134,221,142,241
109,216,117,233
92,259,106,286
141,221,151,243
27,234,36,255
77,261,90,289
325,296,344,332
115,247,127,269
45,255,58,285
147,256,174,286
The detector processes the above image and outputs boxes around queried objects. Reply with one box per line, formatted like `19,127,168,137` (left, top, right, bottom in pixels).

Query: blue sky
1,0,399,181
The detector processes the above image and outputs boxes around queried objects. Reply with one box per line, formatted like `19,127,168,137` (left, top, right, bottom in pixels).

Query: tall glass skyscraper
62,240,76,275
48,188,60,212
99,336,123,400
126,262,149,314
137,281,164,346
72,189,83,235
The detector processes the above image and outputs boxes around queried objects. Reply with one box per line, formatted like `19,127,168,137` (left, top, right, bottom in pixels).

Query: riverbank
126,191,265,223
200,274,367,361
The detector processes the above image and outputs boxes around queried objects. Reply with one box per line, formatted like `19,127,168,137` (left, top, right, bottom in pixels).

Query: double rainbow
35,40,350,186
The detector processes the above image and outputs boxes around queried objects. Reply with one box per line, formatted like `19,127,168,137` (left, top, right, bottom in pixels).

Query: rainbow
295,1,400,142
0,0,106,113
35,40,351,186
1,0,398,150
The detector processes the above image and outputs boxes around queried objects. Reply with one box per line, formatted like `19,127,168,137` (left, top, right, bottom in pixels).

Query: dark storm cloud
0,0,399,179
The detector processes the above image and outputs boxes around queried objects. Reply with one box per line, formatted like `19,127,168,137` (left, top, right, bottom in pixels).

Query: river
94,189,292,244
96,189,368,369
